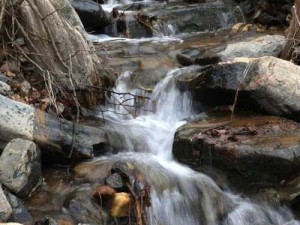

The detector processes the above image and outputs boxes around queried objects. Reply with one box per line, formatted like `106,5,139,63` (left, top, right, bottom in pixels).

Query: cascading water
97,67,300,225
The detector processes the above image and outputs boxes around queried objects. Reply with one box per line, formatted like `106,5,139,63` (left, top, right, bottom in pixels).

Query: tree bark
281,0,300,63
4,0,111,107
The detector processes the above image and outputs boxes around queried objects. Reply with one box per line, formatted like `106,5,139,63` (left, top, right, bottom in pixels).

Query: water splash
97,67,300,225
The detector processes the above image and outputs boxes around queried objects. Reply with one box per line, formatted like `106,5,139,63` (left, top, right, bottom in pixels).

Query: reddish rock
173,111,300,184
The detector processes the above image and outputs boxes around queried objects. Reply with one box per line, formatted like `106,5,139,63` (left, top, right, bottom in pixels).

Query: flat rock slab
173,111,300,183
0,138,42,197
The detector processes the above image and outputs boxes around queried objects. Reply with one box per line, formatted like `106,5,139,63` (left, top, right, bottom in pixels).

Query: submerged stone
6,193,33,225
63,188,108,224
105,173,124,191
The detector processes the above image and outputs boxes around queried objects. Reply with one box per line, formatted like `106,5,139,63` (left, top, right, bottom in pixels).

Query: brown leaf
5,70,16,77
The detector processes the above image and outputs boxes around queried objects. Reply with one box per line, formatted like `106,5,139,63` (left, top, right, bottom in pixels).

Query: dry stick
41,4,68,21
14,18,45,62
15,2,75,118
0,0,7,31
11,21,59,114
67,55,81,158
230,38,278,120
231,60,252,120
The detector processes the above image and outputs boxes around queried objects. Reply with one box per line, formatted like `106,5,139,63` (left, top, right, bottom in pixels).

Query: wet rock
26,190,64,212
184,0,206,4
30,211,77,225
6,193,33,225
63,188,108,224
176,49,200,66
71,0,110,33
178,57,300,121
0,185,12,222
0,81,11,96
111,161,137,185
0,139,42,197
73,160,113,183
104,0,244,38
95,39,178,91
195,54,221,65
177,48,221,66
278,176,300,208
173,111,300,184
105,13,153,38
147,1,243,34
0,94,107,159
235,0,292,27
105,173,124,191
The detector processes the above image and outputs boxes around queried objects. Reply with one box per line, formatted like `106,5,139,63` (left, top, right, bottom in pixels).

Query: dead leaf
5,70,16,77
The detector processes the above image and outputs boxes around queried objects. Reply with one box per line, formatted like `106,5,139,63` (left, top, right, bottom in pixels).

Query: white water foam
97,67,300,225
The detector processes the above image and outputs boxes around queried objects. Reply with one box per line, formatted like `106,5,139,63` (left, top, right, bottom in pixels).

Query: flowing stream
25,1,300,224
94,66,300,225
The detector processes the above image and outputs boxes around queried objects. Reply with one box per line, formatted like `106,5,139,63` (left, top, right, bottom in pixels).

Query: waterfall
97,67,300,225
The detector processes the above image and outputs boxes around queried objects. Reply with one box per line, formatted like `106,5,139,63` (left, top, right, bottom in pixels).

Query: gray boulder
0,185,12,222
0,94,107,159
0,139,42,197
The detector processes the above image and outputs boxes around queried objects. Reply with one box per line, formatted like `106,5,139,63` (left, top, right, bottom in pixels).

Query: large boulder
0,94,107,159
173,111,300,184
177,57,300,121
0,139,42,197
71,0,110,33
